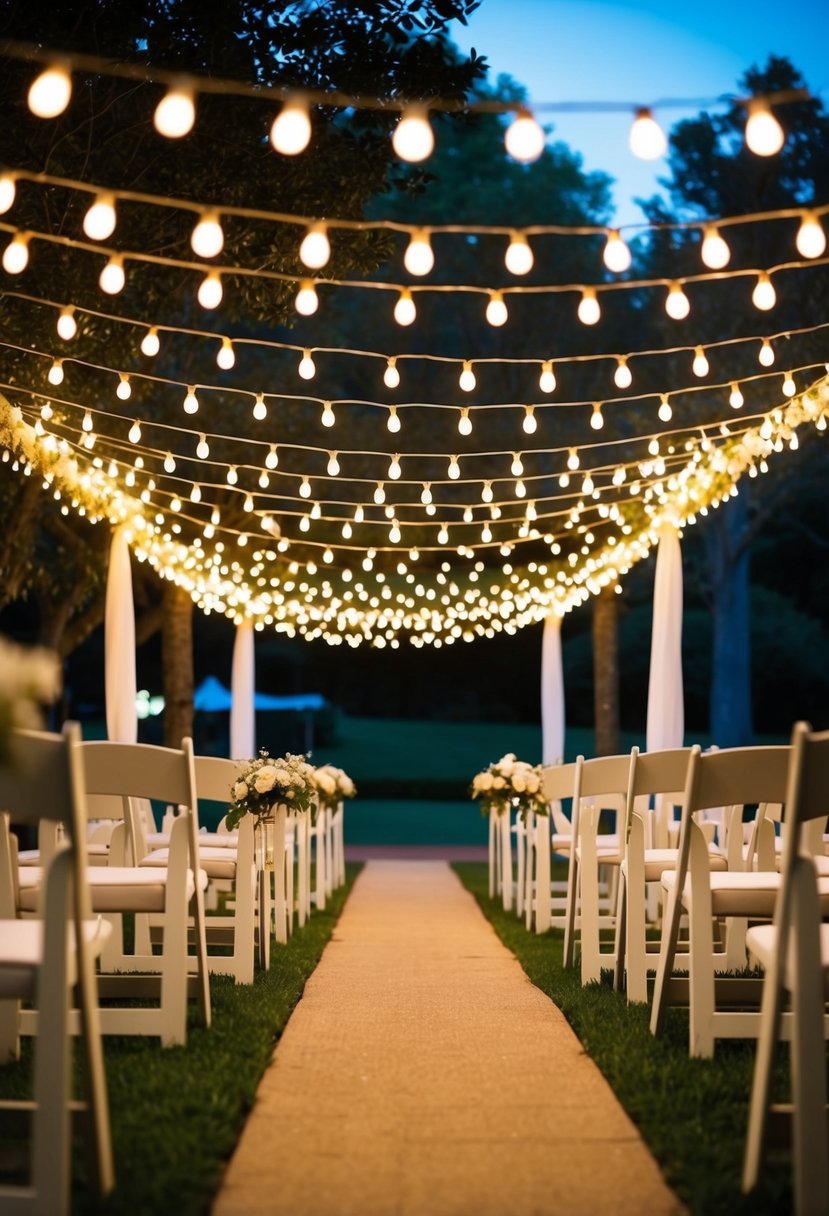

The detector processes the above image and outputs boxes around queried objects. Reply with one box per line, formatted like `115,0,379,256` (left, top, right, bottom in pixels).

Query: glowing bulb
590,403,604,430
56,306,77,340
321,401,335,427
83,193,117,241
782,372,796,398
692,345,709,377
191,211,224,258
458,408,473,436
658,394,672,422
389,521,402,544
270,100,312,155
40,402,53,421
299,477,311,499
614,357,632,389
2,232,30,274
162,451,176,473
421,483,433,504
796,213,826,259
515,479,526,498
539,361,556,393
99,256,125,294
510,454,524,478
216,337,235,370
81,409,93,432
299,223,330,270
388,454,401,480
459,361,477,393
128,420,142,444
252,393,267,421
745,100,784,156
437,524,449,544
196,435,209,459
448,456,460,480
665,281,690,320
404,229,434,276
28,64,72,119
295,279,319,315
567,447,580,471
154,84,196,138
226,465,238,485
298,349,316,380
522,406,537,435
190,483,201,503
392,106,434,162
0,173,16,214
116,374,131,401
698,224,730,269
481,482,493,503
603,229,631,273
729,382,744,409
47,359,64,386
505,109,545,163
374,482,386,505
141,327,160,357
505,232,533,276
486,291,508,327
387,405,401,433
758,339,774,367
752,272,776,311
577,288,600,326
328,452,341,476
384,358,400,389
265,445,278,469
197,270,223,309
394,289,416,326
183,387,199,415
629,107,666,159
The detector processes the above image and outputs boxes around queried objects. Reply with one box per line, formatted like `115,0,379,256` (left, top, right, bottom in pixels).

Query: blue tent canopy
193,676,325,714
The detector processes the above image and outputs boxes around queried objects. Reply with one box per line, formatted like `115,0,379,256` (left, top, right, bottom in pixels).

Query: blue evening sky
450,0,829,225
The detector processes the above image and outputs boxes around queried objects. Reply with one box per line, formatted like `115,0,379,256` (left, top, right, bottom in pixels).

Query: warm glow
299,223,330,270
522,405,537,434
392,106,434,162
459,361,476,392
758,339,775,367
796,212,826,259
216,338,235,370
504,109,545,163
404,229,434,276
752,272,776,311
141,327,160,357
539,361,556,393
384,359,400,389
745,101,784,156
197,271,223,309
590,403,604,430
485,292,508,326
700,225,730,269
629,107,666,159
729,382,744,409
665,282,690,320
154,85,196,138
387,406,401,433
2,233,30,274
28,64,72,119
577,288,600,326
298,349,316,380
252,393,267,420
47,359,64,385
191,211,224,258
183,387,199,414
393,289,416,326
83,194,117,241
270,101,312,155
603,230,631,273
692,345,709,377
0,173,16,214
99,256,125,294
458,408,473,436
657,394,672,422
57,306,77,340
505,232,533,275
295,280,319,315
116,374,131,401
614,357,632,389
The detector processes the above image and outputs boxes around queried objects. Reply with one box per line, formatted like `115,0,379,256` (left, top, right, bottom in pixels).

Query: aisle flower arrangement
313,763,357,815
226,750,316,829
470,752,547,817
0,633,61,764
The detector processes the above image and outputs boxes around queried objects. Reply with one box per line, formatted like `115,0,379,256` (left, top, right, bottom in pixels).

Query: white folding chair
0,723,113,1213
743,722,829,1216
526,761,581,933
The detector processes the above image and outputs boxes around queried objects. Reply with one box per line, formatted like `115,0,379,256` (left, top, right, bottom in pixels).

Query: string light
448,455,460,480
577,288,600,325
299,476,311,498
27,63,72,119
481,481,493,503
796,212,826,259
603,230,631,273
629,107,666,159
128,419,142,444
485,291,508,327
665,281,690,320
459,361,476,392
505,232,533,276
458,408,473,436
321,400,336,427
539,361,556,393
692,345,709,377
522,405,537,434
295,279,319,315
163,451,176,472
47,358,64,385
782,372,796,397
116,373,131,400
657,394,672,422
373,482,386,505
99,255,125,294
154,83,196,138
327,451,341,476
504,109,545,163
252,393,267,421
394,289,416,326
226,465,238,485
511,454,524,476
196,434,210,459
183,386,200,414
758,339,775,367
83,193,117,241
383,357,400,389
81,409,93,432
392,105,434,162
421,482,433,505
216,337,235,370
141,327,160,357
2,232,30,274
614,357,632,389
265,443,278,468
567,447,580,470
729,382,744,408
197,271,223,309
387,405,401,433
404,229,434,276
56,306,77,341
0,173,16,214
752,272,776,311
191,211,224,258
299,222,330,270
744,100,784,156
590,403,604,430
700,225,731,269
388,453,401,480
298,349,316,380
269,100,312,155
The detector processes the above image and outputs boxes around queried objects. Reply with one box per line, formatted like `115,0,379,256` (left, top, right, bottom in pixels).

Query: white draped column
105,526,137,744
230,619,256,759
646,523,685,846
541,612,565,766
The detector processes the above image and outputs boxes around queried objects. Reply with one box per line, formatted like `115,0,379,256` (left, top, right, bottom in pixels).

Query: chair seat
18,842,109,865
662,869,829,917
141,846,236,882
146,829,239,849
622,846,728,882
0,917,112,998
746,923,829,995
17,866,208,913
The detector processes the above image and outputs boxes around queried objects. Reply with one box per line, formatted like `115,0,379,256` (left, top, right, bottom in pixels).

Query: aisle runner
213,862,684,1216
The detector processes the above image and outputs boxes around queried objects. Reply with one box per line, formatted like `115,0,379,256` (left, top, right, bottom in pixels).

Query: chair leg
562,850,580,969
297,811,308,927
790,867,829,1216
0,998,20,1062
535,818,552,934
273,808,288,944
650,881,683,1036
515,818,525,918
743,928,788,1193
500,812,513,912
579,812,601,983
687,825,716,1058
75,917,115,1194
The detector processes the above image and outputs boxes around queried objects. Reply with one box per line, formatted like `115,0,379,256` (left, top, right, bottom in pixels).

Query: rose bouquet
470,752,546,817
0,634,61,764
226,750,316,830
313,764,357,815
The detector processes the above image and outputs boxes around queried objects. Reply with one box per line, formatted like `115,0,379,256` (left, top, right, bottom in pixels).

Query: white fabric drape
105,526,137,744
646,523,685,752
541,612,566,765
230,620,256,759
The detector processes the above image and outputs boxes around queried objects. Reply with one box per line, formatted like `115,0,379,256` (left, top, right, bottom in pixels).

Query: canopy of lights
1,46,827,647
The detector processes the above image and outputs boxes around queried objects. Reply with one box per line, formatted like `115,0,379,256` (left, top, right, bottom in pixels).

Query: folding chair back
192,753,242,805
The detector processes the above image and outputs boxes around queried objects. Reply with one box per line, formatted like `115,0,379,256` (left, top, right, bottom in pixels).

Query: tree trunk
706,491,753,747
162,582,194,748
592,584,620,756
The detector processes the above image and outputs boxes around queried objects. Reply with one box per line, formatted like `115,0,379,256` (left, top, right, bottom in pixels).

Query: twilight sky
450,0,829,225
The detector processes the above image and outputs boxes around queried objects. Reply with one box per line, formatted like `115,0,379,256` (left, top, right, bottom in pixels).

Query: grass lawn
454,862,793,1216
0,865,360,1216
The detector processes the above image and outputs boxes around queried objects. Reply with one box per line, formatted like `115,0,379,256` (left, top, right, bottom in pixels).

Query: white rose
479,772,493,791
492,776,506,790
232,780,249,801
272,767,291,788
499,758,514,778
254,765,277,794
525,773,540,794
316,771,337,796
512,775,526,793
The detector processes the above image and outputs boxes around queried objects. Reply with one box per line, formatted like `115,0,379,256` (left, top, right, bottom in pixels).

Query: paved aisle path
213,862,683,1216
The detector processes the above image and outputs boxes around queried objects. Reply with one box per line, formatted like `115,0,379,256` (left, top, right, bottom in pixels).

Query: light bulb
83,193,117,241
758,339,775,367
590,403,604,430
389,522,402,544
196,435,209,459
82,409,93,432
752,272,776,311
0,173,16,214
295,279,318,315
629,107,666,160
384,358,400,389
128,420,142,444
404,229,434,276
252,393,267,421
217,337,235,370
437,525,448,544
665,281,690,320
700,225,731,269
191,211,224,258
265,445,278,469
729,382,744,409
505,232,533,275
57,306,77,340
577,288,600,325
486,291,508,327
154,84,196,138
421,483,433,504
28,64,72,119
388,454,401,480
567,447,580,471
481,482,493,503
183,387,199,414
658,394,672,422
99,256,125,294
459,361,476,392
190,483,201,502
321,401,335,427
298,349,316,380
116,374,131,400
745,100,784,156
392,106,434,162
40,402,53,421
374,483,386,505
226,465,238,485
782,372,796,397
522,406,537,435
270,100,311,155
796,212,826,259
448,456,460,480
692,345,709,377
299,223,330,270
47,359,64,386
387,405,401,433
603,229,631,273
515,479,526,498
299,477,312,499
539,361,556,393
197,271,223,310
2,233,30,274
162,451,176,474
511,454,524,476
141,327,160,357
394,289,416,326
328,452,341,476
504,109,545,163
614,357,632,389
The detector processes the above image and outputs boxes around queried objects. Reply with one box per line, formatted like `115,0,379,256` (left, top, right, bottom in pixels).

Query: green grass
0,865,361,1216
453,863,793,1216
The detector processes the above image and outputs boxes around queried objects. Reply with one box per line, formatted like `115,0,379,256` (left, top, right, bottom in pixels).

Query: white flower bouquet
313,764,357,814
0,634,61,764
470,752,546,817
226,750,316,829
